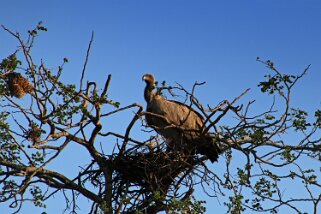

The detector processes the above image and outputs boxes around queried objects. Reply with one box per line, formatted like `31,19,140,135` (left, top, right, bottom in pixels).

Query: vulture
142,74,220,162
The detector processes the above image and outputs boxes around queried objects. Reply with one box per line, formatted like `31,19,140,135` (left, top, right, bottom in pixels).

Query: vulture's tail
198,136,221,163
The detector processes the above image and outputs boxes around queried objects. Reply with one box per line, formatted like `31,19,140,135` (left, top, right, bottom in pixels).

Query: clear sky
1,1,321,213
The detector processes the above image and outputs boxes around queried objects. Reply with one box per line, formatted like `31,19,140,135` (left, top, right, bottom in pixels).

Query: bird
142,74,220,162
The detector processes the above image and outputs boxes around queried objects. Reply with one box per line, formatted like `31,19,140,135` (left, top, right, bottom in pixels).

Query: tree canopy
0,23,320,214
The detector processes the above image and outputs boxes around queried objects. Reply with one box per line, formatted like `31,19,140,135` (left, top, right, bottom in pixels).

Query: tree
0,23,320,214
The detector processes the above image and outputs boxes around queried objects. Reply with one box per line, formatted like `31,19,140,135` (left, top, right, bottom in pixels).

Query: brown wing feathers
143,74,220,162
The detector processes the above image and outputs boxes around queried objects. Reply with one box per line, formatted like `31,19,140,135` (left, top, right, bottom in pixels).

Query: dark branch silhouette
0,23,320,214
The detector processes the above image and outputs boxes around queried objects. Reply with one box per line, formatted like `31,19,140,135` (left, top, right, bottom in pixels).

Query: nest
5,72,33,98
25,124,43,143
113,151,198,193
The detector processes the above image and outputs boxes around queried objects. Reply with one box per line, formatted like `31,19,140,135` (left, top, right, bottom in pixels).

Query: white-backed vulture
142,74,220,162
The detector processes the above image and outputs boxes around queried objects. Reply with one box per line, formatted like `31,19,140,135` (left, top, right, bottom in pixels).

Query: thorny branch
0,24,320,214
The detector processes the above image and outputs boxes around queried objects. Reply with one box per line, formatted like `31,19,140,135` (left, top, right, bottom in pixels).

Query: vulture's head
142,74,156,87
143,74,156,102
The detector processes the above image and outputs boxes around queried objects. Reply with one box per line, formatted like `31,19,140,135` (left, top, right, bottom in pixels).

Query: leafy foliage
0,54,22,73
0,24,320,214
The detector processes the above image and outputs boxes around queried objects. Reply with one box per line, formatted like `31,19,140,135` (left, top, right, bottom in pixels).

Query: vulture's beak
142,75,146,81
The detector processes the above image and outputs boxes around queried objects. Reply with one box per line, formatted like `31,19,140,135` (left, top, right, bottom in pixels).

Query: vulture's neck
144,82,155,103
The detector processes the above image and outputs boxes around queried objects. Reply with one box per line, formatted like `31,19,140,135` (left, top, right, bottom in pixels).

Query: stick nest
112,150,198,193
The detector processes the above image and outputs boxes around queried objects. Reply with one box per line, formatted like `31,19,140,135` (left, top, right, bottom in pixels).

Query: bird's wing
152,95,204,131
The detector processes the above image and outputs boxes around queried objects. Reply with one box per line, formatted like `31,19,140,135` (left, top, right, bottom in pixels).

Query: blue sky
1,1,321,213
